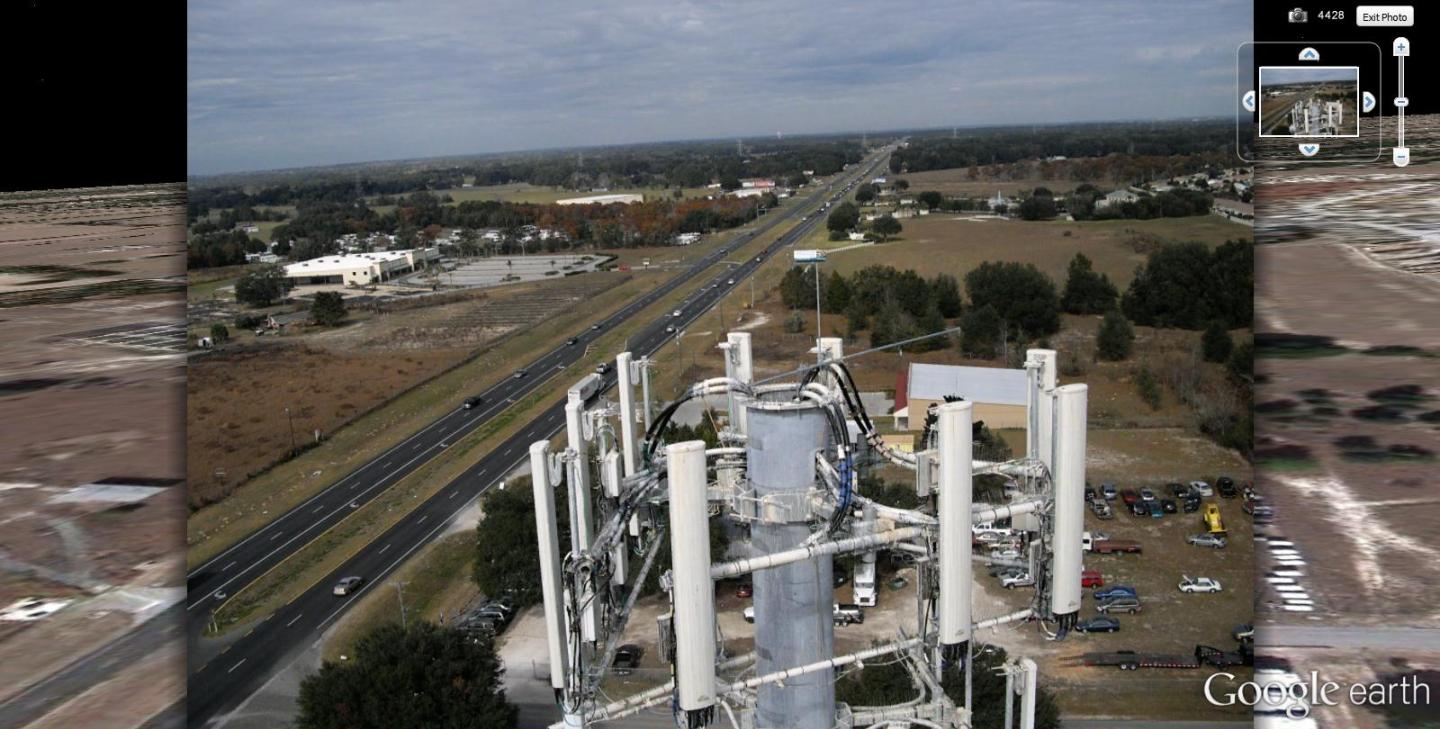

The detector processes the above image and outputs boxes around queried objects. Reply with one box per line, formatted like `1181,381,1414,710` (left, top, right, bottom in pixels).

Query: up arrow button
1298,47,1320,61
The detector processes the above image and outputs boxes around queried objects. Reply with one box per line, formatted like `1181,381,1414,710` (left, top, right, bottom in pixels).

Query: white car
333,576,364,596
989,547,1021,561
1178,576,1222,594
1189,480,1213,496
1000,572,1035,589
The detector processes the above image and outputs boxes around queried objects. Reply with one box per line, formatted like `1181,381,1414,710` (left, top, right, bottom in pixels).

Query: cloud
187,0,1251,175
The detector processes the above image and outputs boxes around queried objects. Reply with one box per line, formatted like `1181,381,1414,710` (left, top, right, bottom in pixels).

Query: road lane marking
222,562,235,571
448,491,457,499
286,613,303,627
379,543,391,555
228,659,246,674
269,532,282,541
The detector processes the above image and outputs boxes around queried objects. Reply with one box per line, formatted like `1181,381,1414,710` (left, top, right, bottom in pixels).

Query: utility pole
284,406,296,455
392,580,409,629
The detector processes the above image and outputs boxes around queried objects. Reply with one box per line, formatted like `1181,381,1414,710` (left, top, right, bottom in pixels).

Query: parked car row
457,594,518,636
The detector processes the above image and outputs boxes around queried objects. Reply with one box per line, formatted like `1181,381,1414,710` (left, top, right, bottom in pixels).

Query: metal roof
907,363,1028,406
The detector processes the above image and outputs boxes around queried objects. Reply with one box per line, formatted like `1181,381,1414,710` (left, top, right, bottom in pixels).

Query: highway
187,149,892,728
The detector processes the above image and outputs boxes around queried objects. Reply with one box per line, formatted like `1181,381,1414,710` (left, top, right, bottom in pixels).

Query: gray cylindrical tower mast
746,397,835,729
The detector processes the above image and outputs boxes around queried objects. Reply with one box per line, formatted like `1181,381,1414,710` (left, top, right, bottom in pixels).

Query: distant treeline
186,138,864,222
890,121,1233,181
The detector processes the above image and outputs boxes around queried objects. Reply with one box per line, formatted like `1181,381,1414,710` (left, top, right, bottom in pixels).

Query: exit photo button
1357,6,1414,26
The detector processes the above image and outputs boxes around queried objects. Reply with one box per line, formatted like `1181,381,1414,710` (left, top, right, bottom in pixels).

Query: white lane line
286,613,303,627
228,659,246,674
222,561,236,571
313,506,324,515
448,491,457,499
379,543,391,555
417,515,427,525
269,532,282,541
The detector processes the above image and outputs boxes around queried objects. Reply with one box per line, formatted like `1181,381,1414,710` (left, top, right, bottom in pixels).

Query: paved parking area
66,321,187,353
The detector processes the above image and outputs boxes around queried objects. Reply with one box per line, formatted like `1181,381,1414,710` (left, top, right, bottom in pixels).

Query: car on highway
591,323,603,330
1074,616,1121,633
727,279,735,285
1001,572,1034,589
1179,576,1223,594
1100,483,1117,500
566,337,578,346
1096,596,1142,614
333,576,364,596
462,396,482,409
665,325,676,333
595,363,609,375
672,310,683,317
1093,585,1136,601
512,370,527,379
1187,533,1228,549
1139,487,1156,502
612,644,644,675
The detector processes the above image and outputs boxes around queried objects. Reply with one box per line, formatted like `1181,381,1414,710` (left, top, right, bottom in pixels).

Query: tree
823,270,851,314
870,214,902,242
1060,253,1118,314
931,273,963,317
1202,320,1233,362
916,190,943,210
779,266,815,310
719,173,742,191
854,183,877,204
960,304,1003,359
826,201,860,233
296,622,517,729
311,291,348,326
1017,194,1057,220
233,264,294,308
892,178,909,191
964,261,1061,336
1096,310,1135,361
209,323,230,344
783,311,807,333
1227,339,1253,381
473,477,567,608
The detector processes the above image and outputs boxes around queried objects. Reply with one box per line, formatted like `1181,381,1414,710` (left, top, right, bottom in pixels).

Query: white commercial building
556,193,644,206
283,248,439,286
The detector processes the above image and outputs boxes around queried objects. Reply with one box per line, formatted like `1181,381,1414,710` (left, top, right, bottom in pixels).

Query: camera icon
1289,7,1308,23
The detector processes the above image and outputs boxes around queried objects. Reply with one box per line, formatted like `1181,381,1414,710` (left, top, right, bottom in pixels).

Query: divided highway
187,150,892,727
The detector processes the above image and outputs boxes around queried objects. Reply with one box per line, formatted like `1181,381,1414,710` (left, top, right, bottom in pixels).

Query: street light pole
284,406,296,455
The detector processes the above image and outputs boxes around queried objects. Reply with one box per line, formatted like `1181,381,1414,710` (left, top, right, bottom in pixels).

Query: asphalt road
1259,624,1440,652
0,604,184,729
187,151,892,728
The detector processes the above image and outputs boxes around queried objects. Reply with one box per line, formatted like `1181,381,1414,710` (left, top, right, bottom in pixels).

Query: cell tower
530,335,1085,729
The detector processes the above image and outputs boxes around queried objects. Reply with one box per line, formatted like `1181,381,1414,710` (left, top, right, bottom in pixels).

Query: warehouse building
283,248,438,286
893,362,1028,431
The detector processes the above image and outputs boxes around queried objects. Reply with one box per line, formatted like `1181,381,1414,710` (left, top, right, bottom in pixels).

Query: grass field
898,168,1086,198
818,214,1249,290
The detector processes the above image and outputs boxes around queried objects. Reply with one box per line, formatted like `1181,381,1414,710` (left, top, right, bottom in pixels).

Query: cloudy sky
188,0,1250,176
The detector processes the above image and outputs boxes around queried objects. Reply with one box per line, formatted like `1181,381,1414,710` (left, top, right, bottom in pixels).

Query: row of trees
188,138,863,222
188,229,267,269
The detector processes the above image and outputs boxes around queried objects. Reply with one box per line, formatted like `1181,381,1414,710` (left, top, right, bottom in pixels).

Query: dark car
834,572,850,588
1096,596,1142,615
612,644,644,675
736,582,753,598
1168,482,1189,499
1120,489,1140,506
463,396,482,409
1094,585,1137,601
1233,624,1255,642
1075,616,1121,633
1149,501,1164,518
1084,487,1097,502
1161,499,1177,514
1217,477,1238,498
1128,501,1148,517
1183,495,1201,513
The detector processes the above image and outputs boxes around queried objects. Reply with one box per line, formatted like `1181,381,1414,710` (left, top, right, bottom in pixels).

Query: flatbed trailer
1082,645,1249,670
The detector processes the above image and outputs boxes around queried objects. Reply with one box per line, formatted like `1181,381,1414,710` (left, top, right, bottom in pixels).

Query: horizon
188,0,1250,177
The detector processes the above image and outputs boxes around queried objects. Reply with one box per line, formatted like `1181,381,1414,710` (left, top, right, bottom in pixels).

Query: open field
818,214,1249,289
1254,149,1440,633
897,167,1085,198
